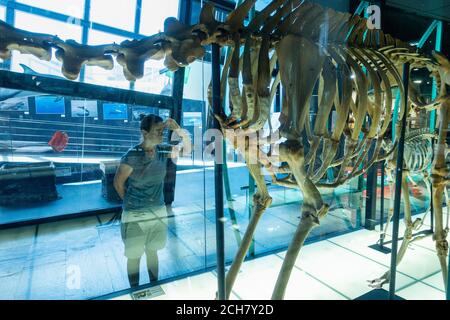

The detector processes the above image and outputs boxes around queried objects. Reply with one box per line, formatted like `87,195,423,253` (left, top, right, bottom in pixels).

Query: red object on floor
48,131,69,152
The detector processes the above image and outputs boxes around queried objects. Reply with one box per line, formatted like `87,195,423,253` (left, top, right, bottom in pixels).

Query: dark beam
0,70,174,109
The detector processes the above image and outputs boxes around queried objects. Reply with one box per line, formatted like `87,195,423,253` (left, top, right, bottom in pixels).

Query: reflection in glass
0,89,30,112
16,0,85,19
11,11,82,78
139,0,179,35
131,106,156,122
183,61,211,101
90,0,136,31
87,28,127,46
115,114,169,287
102,103,128,121
134,0,181,95
133,60,173,95
0,93,172,216
15,10,82,41
35,96,65,115
84,29,129,88
0,5,5,21
70,100,98,118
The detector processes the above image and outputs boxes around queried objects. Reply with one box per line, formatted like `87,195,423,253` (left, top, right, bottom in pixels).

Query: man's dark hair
140,114,163,132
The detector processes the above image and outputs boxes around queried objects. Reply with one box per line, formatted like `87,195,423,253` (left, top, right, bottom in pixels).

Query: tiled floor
111,227,447,300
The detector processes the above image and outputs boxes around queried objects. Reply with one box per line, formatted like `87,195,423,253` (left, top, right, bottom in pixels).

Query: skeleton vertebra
1,0,449,300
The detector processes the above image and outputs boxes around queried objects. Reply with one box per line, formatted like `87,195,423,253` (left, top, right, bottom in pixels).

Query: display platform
0,181,119,227
0,161,247,227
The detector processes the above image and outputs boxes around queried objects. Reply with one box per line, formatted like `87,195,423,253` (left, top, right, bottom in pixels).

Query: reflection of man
113,114,183,288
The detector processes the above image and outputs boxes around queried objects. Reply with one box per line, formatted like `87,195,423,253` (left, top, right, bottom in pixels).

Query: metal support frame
78,0,91,82
379,161,386,241
388,63,410,300
0,69,174,107
222,139,243,247
365,145,378,231
212,43,226,300
134,0,143,34
129,0,143,91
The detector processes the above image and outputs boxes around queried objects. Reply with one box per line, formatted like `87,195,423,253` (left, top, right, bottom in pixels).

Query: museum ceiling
223,0,450,55
387,0,450,23
225,0,450,22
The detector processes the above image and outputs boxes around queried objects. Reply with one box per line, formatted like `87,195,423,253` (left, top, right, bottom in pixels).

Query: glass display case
0,0,448,301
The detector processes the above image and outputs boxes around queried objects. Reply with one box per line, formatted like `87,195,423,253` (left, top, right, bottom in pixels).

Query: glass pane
90,0,136,31
83,29,129,89
14,10,82,41
0,5,5,21
154,68,209,293
0,43,209,298
10,11,82,77
191,2,370,298
87,28,127,46
16,0,85,19
134,0,180,95
191,0,446,301
0,93,86,222
139,0,178,35
182,61,210,101
133,60,172,96
0,87,207,299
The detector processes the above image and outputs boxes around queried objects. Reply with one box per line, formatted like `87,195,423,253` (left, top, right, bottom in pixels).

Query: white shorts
120,206,168,258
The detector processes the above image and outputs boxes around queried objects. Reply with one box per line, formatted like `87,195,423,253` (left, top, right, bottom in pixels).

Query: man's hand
165,119,192,160
164,118,181,131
